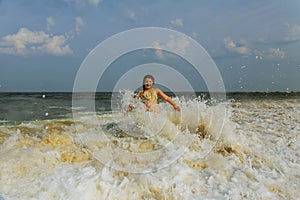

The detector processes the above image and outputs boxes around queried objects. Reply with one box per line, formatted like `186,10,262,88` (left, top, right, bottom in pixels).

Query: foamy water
0,94,299,199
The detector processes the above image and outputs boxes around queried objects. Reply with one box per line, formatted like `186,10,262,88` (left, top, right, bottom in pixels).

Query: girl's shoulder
134,90,143,98
153,88,161,93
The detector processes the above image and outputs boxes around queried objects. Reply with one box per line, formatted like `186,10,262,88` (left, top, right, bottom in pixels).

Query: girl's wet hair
143,75,155,83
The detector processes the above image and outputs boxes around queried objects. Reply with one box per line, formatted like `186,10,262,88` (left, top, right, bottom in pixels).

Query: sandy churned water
0,97,299,199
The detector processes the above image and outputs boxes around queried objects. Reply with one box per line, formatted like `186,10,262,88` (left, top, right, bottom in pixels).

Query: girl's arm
127,91,141,112
156,88,180,111
134,90,142,99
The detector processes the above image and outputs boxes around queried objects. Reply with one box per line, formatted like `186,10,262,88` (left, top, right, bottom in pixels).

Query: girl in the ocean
128,74,180,112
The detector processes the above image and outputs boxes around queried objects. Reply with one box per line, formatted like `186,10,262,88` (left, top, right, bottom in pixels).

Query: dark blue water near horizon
0,92,299,123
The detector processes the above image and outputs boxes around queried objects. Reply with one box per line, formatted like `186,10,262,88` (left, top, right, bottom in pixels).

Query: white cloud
40,35,73,56
46,16,55,31
166,36,190,55
152,40,164,59
268,47,285,59
254,50,264,60
254,48,285,60
0,27,73,56
284,24,300,41
75,16,84,34
256,37,268,44
170,18,183,27
64,0,101,7
151,36,190,59
88,0,101,7
224,37,251,55
191,32,198,39
65,30,76,39
128,10,136,21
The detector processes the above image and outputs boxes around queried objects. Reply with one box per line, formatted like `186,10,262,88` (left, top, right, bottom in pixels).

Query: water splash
0,95,299,199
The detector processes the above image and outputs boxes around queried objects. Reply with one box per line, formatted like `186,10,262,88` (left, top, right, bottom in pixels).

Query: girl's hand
173,104,180,111
127,104,134,112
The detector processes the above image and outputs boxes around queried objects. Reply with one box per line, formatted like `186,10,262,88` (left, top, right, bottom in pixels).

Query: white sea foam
0,96,299,199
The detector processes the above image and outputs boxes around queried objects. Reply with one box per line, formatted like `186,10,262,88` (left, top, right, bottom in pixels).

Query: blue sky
0,0,299,92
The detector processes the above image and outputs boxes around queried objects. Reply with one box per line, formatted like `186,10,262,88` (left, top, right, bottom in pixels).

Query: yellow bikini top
140,88,158,102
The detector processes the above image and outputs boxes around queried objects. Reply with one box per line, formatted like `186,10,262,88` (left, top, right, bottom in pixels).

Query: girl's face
143,78,154,89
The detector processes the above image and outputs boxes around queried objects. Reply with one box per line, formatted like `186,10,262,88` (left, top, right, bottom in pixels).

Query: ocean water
0,92,299,200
